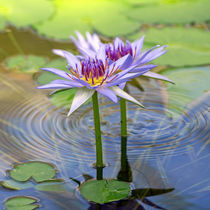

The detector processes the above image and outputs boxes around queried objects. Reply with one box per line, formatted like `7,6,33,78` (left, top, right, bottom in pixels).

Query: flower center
81,59,106,87
105,43,133,61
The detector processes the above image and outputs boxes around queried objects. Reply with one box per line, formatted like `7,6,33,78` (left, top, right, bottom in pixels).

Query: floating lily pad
161,66,210,112
5,196,39,210
34,0,140,39
5,55,48,73
126,0,210,24
0,0,55,27
129,27,210,67
1,179,34,190
80,179,131,204
89,1,140,37
9,161,56,183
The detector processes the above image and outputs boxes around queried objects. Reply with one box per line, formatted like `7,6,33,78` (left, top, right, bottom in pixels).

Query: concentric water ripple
0,78,209,163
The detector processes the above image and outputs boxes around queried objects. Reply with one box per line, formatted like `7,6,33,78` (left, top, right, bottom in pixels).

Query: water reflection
0,70,209,209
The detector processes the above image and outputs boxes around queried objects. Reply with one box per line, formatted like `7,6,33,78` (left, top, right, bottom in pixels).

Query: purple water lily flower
38,46,151,116
53,31,173,84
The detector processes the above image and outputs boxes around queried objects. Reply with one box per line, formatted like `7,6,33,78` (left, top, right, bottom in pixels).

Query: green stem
121,136,127,171
120,98,127,137
92,92,103,174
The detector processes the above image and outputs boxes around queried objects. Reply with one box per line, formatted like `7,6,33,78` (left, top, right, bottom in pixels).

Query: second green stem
120,98,127,137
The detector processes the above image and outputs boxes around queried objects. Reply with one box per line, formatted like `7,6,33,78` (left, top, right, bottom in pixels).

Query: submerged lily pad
1,178,70,193
129,27,210,67
5,55,48,73
0,0,55,28
34,0,140,39
126,0,210,24
9,161,56,183
5,196,39,210
80,179,131,204
1,179,34,190
35,179,70,192
161,66,210,112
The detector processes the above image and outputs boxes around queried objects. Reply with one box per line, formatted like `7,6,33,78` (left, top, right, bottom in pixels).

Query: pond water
0,27,210,210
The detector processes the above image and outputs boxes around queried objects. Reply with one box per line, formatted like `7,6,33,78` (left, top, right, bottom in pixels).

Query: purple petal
118,82,126,90
76,46,96,58
68,87,95,116
52,49,67,58
131,35,145,57
134,45,160,66
131,64,158,73
96,87,118,103
143,72,174,83
109,54,133,72
113,37,124,48
37,83,72,89
40,68,71,80
50,80,84,87
97,45,106,63
75,31,89,48
140,46,167,64
86,32,101,51
111,86,144,108
63,51,81,71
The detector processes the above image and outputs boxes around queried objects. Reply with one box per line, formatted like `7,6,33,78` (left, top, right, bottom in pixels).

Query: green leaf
126,0,210,24
34,0,140,39
9,161,56,183
5,55,48,73
5,196,39,210
128,27,210,67
161,66,210,112
80,179,131,204
0,0,55,27
1,180,34,190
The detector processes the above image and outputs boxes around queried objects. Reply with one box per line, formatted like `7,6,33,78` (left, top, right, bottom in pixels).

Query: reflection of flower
54,31,173,84
37,46,151,116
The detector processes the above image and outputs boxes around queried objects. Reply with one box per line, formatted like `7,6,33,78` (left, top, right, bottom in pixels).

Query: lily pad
89,1,140,37
129,27,210,67
80,179,131,204
0,0,55,27
34,0,140,39
126,0,210,24
161,66,210,112
5,55,48,73
9,161,56,183
5,196,39,210
1,180,34,190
